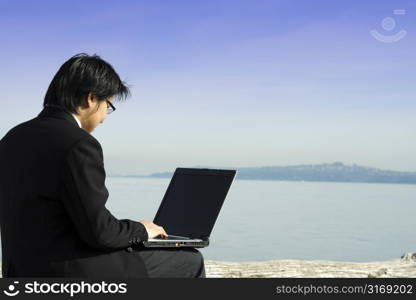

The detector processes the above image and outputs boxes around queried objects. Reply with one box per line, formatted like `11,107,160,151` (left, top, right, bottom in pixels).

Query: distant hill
135,162,416,184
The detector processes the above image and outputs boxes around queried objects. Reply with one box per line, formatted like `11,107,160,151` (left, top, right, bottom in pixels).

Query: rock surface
204,256,416,278
1,254,415,278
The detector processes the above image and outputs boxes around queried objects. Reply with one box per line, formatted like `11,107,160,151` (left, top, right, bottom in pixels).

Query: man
0,53,205,278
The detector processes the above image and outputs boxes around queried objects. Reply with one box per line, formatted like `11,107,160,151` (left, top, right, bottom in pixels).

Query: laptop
142,167,236,248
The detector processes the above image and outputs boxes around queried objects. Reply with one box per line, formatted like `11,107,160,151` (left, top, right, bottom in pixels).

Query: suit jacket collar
38,105,79,128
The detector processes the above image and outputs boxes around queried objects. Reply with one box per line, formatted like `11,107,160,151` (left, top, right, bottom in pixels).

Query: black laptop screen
153,168,236,239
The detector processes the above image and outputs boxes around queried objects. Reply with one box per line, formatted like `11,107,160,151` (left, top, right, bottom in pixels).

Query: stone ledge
204,257,416,278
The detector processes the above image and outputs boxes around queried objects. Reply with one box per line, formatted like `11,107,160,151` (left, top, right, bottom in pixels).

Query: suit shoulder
1,116,102,155
0,118,37,143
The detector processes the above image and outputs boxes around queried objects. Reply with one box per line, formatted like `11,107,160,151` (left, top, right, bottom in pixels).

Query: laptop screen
153,168,236,239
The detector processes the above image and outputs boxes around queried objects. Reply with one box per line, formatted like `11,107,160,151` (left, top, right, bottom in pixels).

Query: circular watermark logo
370,9,407,43
3,281,20,297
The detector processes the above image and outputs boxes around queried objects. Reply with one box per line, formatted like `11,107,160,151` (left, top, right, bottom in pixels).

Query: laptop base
142,235,209,248
142,240,209,248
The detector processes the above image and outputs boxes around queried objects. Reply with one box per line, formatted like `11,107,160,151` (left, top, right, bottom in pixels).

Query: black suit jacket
0,106,149,277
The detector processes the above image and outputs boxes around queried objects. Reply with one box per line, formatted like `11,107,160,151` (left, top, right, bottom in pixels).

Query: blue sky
0,0,415,174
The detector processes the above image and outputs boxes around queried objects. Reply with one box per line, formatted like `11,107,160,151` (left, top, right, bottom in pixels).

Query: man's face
81,95,113,133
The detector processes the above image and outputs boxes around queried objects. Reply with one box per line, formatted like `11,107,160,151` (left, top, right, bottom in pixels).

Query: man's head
43,53,130,132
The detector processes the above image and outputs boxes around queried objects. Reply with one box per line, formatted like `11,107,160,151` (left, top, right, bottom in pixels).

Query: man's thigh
135,247,206,278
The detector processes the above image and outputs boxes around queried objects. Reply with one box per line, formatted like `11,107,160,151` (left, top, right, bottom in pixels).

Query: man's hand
139,220,168,239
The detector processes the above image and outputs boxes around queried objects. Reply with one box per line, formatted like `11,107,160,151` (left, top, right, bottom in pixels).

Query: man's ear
83,92,95,108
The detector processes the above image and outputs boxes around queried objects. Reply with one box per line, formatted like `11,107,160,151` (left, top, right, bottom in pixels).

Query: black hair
43,53,130,113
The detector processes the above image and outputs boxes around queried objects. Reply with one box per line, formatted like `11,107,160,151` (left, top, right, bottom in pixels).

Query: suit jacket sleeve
60,136,148,251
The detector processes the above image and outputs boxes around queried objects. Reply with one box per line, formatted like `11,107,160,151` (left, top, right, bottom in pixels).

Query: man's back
0,106,148,277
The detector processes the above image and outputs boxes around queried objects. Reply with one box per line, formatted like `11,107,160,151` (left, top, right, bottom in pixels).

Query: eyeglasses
106,100,116,114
